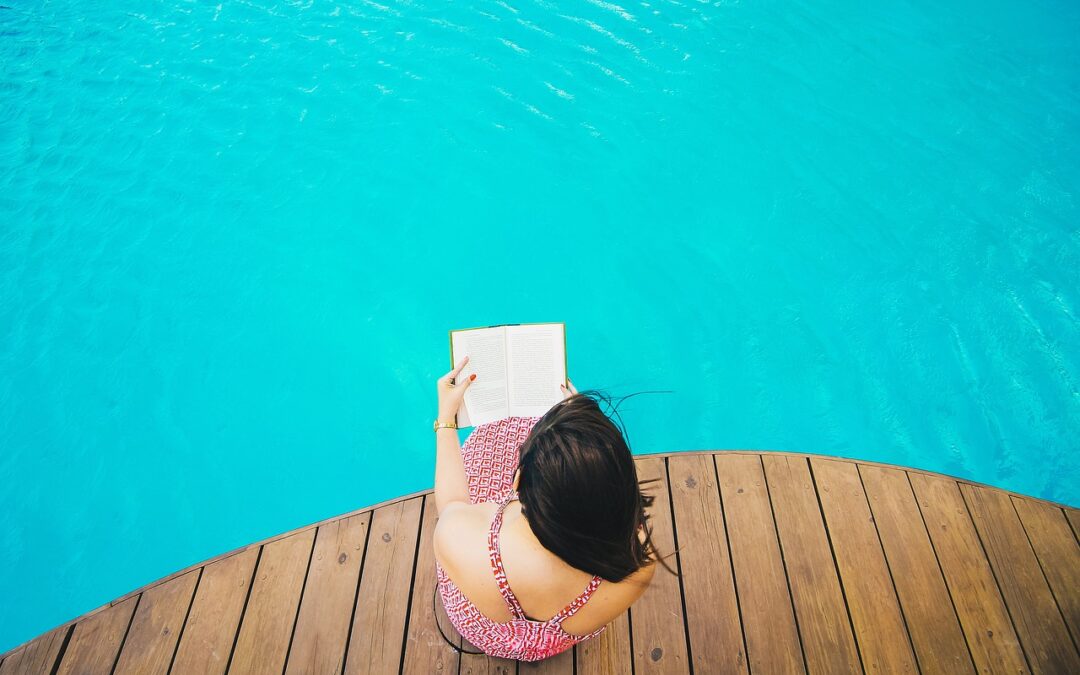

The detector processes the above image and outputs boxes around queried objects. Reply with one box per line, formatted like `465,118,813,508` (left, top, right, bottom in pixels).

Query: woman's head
515,390,676,582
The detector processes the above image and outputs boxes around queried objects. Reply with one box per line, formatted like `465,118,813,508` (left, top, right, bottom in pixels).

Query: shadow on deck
2,451,1078,674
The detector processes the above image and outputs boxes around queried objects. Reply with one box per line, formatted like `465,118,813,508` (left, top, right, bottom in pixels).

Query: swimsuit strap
488,489,528,621
553,574,604,623
489,489,605,626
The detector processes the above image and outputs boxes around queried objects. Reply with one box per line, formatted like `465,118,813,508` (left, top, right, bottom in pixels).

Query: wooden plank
667,453,746,674
112,569,199,675
55,596,138,675
285,512,371,674
228,529,317,675
519,646,573,674
0,625,70,675
811,458,918,674
1012,497,1080,645
576,610,631,675
961,483,1080,673
908,472,1028,673
1067,509,1080,541
859,464,973,674
343,496,423,675
402,495,462,675
458,650,517,674
170,547,258,675
716,453,804,674
629,456,690,674
764,455,861,674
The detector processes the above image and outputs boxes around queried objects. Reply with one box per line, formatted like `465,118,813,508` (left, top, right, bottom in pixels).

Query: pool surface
2,0,1078,655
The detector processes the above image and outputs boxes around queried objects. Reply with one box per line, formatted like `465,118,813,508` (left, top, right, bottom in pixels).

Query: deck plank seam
957,481,1034,673
281,526,321,674
806,457,866,674
397,497,428,675
853,463,922,674
108,591,143,675
341,511,375,675
166,566,205,675
710,453,750,674
901,471,980,674
8,451,1074,672
1064,507,1080,545
662,456,696,675
224,543,265,674
759,454,809,675
627,606,636,675
47,624,75,675
1008,496,1080,657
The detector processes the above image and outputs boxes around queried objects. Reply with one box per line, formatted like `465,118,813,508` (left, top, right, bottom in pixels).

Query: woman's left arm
434,356,476,515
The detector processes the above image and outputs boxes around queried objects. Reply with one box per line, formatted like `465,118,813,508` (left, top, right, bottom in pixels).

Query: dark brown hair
516,390,678,582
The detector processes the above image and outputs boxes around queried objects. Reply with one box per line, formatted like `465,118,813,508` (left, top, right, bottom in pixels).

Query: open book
449,322,567,427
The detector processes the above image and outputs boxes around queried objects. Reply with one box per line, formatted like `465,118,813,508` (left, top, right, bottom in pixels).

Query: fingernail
470,373,477,381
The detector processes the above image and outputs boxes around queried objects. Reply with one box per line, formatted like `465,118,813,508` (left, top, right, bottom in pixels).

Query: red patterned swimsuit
436,416,607,661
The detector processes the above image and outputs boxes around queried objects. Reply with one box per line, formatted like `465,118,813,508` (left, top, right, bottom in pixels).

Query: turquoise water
2,0,1078,655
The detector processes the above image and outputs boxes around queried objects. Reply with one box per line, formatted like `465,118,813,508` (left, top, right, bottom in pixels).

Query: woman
431,356,675,662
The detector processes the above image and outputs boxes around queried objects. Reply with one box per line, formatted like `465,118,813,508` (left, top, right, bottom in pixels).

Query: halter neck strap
488,490,528,620
488,489,604,625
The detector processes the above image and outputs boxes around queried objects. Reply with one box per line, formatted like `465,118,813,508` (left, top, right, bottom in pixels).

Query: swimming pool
1,0,1077,655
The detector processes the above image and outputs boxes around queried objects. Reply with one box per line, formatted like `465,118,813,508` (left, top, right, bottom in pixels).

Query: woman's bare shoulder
433,502,495,568
560,559,656,635
609,558,656,602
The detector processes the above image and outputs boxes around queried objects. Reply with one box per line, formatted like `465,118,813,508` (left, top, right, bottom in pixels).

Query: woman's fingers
443,355,470,382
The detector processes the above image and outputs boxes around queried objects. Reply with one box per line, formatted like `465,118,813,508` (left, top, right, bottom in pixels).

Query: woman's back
429,380,665,656
432,415,657,661
435,492,655,638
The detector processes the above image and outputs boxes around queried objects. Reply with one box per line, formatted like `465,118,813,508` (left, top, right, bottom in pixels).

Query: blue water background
2,0,1078,654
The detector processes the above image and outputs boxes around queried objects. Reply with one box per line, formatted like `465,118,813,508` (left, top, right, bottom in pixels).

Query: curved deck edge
2,449,1077,668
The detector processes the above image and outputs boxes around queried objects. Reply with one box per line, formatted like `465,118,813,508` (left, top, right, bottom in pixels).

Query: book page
506,323,566,417
450,326,509,427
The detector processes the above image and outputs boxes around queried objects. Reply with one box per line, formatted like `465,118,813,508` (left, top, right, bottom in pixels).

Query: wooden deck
2,451,1078,674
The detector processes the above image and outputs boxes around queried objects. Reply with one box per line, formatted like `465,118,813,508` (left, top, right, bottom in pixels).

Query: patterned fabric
437,416,608,662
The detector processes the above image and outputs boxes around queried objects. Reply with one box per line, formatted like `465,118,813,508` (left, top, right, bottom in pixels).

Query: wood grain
228,529,317,675
909,472,1028,674
1066,509,1079,542
0,625,70,675
55,596,138,675
343,497,423,675
402,495,462,675
629,456,690,674
458,649,517,675
170,548,259,675
859,464,973,674
10,452,1076,675
961,483,1080,673
811,458,917,674
576,610,631,675
668,453,747,674
764,455,861,674
1011,497,1080,646
112,569,199,675
716,453,805,674
285,512,371,674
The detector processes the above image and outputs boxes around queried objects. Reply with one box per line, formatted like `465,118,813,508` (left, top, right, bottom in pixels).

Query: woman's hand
559,378,579,400
437,356,476,421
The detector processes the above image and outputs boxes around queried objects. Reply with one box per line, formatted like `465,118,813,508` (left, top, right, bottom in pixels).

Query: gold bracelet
433,419,458,432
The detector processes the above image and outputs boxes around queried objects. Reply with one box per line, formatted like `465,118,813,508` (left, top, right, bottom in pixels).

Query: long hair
516,390,678,581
